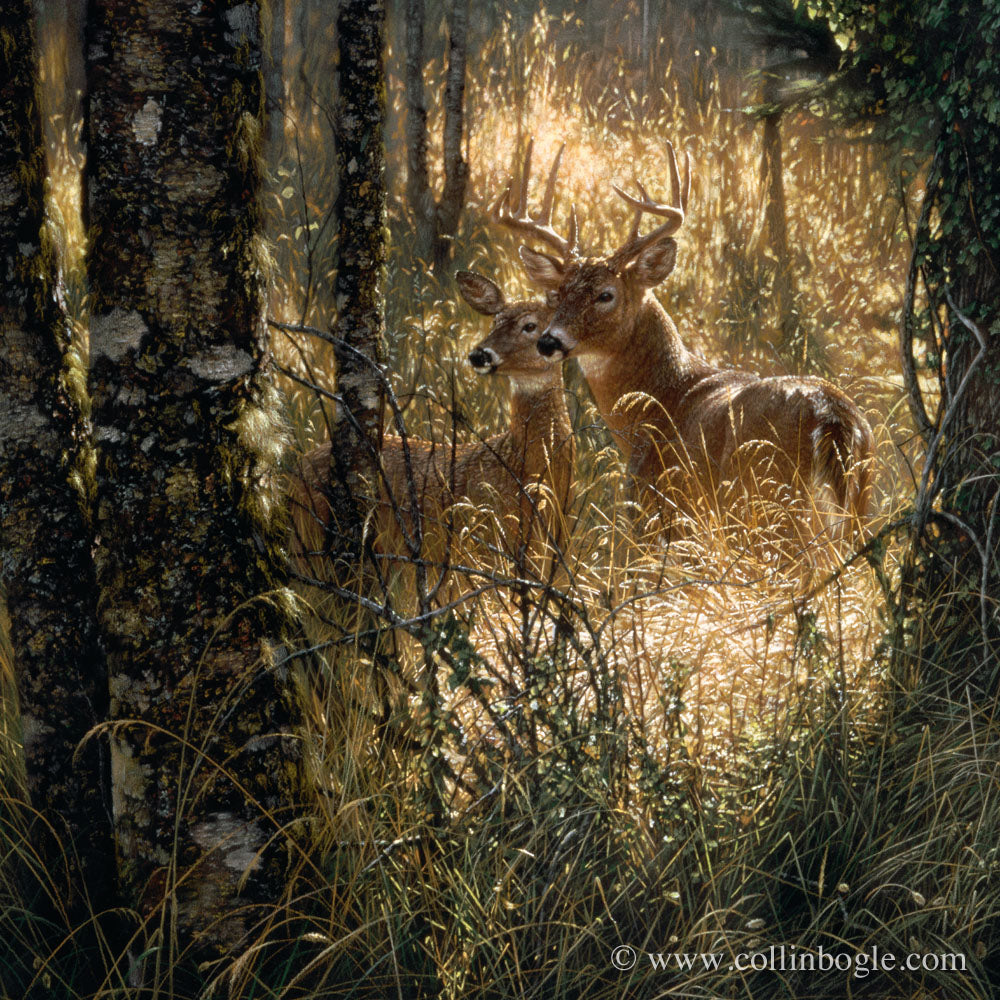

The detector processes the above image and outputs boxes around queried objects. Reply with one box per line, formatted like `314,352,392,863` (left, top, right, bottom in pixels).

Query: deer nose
537,330,567,358
468,347,498,373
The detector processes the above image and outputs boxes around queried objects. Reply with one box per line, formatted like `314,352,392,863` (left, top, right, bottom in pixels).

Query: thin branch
911,289,988,540
900,155,939,445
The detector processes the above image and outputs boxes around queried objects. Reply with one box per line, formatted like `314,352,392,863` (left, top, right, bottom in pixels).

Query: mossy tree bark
328,0,388,568
790,0,1000,696
0,0,114,918
84,0,302,979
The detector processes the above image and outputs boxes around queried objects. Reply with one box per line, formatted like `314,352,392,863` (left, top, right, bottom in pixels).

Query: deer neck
508,373,570,444
497,373,571,479
579,295,711,461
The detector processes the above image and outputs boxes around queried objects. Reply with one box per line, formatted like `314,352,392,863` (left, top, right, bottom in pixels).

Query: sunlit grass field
275,2,914,804
3,4,997,998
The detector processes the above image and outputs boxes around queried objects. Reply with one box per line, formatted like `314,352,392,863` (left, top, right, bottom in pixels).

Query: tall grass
3,2,996,998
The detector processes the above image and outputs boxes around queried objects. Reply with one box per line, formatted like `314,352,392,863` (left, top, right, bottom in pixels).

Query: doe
289,272,574,592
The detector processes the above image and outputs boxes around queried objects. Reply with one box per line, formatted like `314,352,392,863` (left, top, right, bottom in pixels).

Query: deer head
456,270,556,383
510,140,690,361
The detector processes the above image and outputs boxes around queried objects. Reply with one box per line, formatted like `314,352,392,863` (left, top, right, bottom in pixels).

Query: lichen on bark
84,0,302,975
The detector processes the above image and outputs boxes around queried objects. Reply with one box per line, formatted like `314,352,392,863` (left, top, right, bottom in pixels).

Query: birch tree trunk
0,0,114,919
84,0,302,980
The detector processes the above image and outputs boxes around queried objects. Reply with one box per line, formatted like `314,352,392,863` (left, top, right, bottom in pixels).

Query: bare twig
983,491,1000,641
900,156,939,445
911,289,988,540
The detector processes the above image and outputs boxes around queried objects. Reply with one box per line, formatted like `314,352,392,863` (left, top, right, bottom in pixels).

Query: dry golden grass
277,12,917,776
260,16,983,997
9,5,995,998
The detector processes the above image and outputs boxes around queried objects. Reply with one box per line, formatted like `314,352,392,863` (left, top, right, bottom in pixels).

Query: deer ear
456,270,505,315
628,236,677,288
518,245,565,290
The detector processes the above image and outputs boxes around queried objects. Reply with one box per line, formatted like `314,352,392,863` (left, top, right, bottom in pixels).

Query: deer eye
522,322,537,333
597,289,615,303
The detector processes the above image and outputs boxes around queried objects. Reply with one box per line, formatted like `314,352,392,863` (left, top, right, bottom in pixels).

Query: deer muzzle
468,347,499,374
537,326,574,358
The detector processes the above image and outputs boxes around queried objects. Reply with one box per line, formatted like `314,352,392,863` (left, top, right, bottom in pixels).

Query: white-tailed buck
496,139,874,549
289,272,573,590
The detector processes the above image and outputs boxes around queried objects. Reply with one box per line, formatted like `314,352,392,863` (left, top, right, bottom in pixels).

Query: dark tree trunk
264,0,285,150
760,115,788,272
434,0,470,272
328,0,388,567
759,71,803,366
899,124,1000,698
404,0,468,272
0,0,114,923
84,0,302,980
405,0,434,262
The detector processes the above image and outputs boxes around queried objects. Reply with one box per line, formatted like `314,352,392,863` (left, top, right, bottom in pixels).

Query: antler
491,138,579,260
610,140,691,264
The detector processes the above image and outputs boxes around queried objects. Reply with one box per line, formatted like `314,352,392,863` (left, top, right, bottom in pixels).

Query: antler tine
568,203,579,256
611,184,684,229
610,183,683,223
627,179,650,243
665,140,692,214
610,140,691,262
682,150,691,212
625,204,642,245
536,142,565,224
666,140,681,214
490,139,577,260
517,138,534,218
489,180,513,218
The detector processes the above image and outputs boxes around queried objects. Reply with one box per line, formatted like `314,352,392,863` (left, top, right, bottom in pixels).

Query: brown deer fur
523,192,874,546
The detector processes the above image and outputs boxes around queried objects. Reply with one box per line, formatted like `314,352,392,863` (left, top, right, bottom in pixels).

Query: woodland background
1,0,998,997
